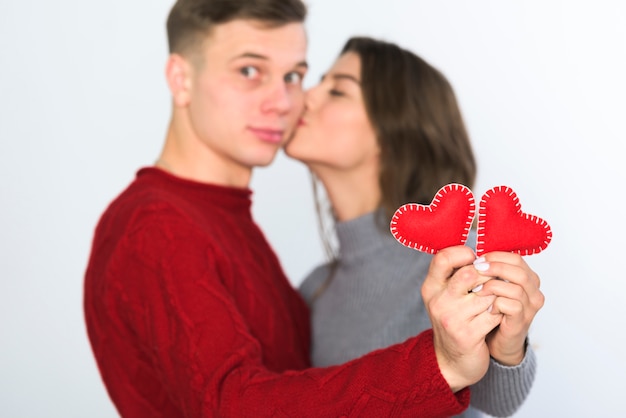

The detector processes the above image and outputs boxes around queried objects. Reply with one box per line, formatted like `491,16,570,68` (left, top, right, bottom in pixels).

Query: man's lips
248,127,284,144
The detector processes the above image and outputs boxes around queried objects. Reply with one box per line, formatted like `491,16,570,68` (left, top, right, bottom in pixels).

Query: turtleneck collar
335,209,397,263
137,167,253,213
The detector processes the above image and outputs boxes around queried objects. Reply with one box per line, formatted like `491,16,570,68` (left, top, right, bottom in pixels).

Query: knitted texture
84,168,470,417
300,211,537,418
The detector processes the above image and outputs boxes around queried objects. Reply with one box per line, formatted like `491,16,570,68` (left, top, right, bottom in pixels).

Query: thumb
423,246,476,295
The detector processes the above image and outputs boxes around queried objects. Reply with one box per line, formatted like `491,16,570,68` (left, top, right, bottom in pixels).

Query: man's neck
156,120,253,188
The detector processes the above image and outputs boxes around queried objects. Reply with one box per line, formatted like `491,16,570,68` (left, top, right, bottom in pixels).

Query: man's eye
240,66,260,79
285,72,303,85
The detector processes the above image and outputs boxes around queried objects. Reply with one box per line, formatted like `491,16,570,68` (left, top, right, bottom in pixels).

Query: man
84,1,502,416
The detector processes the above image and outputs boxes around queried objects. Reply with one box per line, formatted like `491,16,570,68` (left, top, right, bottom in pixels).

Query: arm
470,343,537,417
469,252,544,416
112,209,470,417
421,246,503,393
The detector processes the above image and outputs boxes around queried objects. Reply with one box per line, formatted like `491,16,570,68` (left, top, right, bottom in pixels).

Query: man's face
184,19,307,176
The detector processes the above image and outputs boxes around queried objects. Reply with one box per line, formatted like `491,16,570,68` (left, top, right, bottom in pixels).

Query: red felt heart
390,184,475,254
476,186,552,256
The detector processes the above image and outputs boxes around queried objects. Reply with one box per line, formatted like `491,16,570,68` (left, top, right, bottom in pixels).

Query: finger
489,252,541,289
488,297,530,345
469,306,503,337
437,293,496,324
431,297,500,356
473,254,541,292
480,251,525,266
468,278,495,294
481,279,527,303
446,265,487,296
491,266,543,309
490,295,524,319
468,293,498,317
478,275,545,316
487,281,545,322
428,290,495,334
423,245,476,298
431,246,477,280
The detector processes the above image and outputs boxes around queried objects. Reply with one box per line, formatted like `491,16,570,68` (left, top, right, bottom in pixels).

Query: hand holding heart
421,245,500,391
473,251,545,366
423,246,545,385
393,183,548,369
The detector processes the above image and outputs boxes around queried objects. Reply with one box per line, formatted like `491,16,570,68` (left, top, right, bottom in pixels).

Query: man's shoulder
95,175,197,240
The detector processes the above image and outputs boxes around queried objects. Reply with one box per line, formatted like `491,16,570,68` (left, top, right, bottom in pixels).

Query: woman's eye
240,66,260,79
285,71,303,85
329,89,344,97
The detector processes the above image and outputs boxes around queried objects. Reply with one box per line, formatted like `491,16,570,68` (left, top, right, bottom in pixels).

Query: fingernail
471,284,483,293
473,257,490,272
487,304,493,313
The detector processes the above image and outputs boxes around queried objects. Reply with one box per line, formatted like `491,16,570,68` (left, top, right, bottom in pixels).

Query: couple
84,0,544,417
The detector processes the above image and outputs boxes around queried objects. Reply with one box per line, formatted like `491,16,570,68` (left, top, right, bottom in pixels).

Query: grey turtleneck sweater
299,211,537,418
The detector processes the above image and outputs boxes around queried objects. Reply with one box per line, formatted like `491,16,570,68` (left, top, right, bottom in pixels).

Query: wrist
491,338,528,366
436,352,469,393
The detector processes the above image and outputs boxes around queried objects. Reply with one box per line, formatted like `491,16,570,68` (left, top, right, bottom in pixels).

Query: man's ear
165,53,192,107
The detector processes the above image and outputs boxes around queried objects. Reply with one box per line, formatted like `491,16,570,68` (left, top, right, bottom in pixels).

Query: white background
1,1,625,416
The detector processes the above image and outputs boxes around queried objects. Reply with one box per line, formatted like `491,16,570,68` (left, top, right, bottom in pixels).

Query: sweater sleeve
469,342,537,417
106,208,470,417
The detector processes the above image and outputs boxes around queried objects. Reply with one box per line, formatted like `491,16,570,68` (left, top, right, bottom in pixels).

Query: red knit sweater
84,167,469,417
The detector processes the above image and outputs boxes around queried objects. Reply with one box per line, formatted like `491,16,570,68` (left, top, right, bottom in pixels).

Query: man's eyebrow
321,73,361,84
231,53,308,69
232,52,268,61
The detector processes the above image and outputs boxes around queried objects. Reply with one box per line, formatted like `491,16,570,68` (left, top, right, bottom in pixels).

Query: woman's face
284,52,379,171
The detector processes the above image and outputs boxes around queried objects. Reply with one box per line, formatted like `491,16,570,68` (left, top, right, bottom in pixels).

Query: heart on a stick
476,185,552,256
390,184,475,254
390,183,552,256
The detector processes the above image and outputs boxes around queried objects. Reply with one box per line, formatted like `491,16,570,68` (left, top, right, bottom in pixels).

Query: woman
285,36,544,417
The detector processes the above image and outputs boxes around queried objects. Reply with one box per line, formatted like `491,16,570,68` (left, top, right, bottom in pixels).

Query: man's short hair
167,0,307,57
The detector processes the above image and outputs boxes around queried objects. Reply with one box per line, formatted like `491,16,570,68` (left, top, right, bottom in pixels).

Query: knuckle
510,301,523,316
534,291,546,309
456,267,476,284
433,249,452,269
440,314,451,330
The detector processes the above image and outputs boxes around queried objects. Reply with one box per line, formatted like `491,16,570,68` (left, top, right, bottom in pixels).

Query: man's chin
281,128,299,149
281,136,299,160
253,151,280,168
